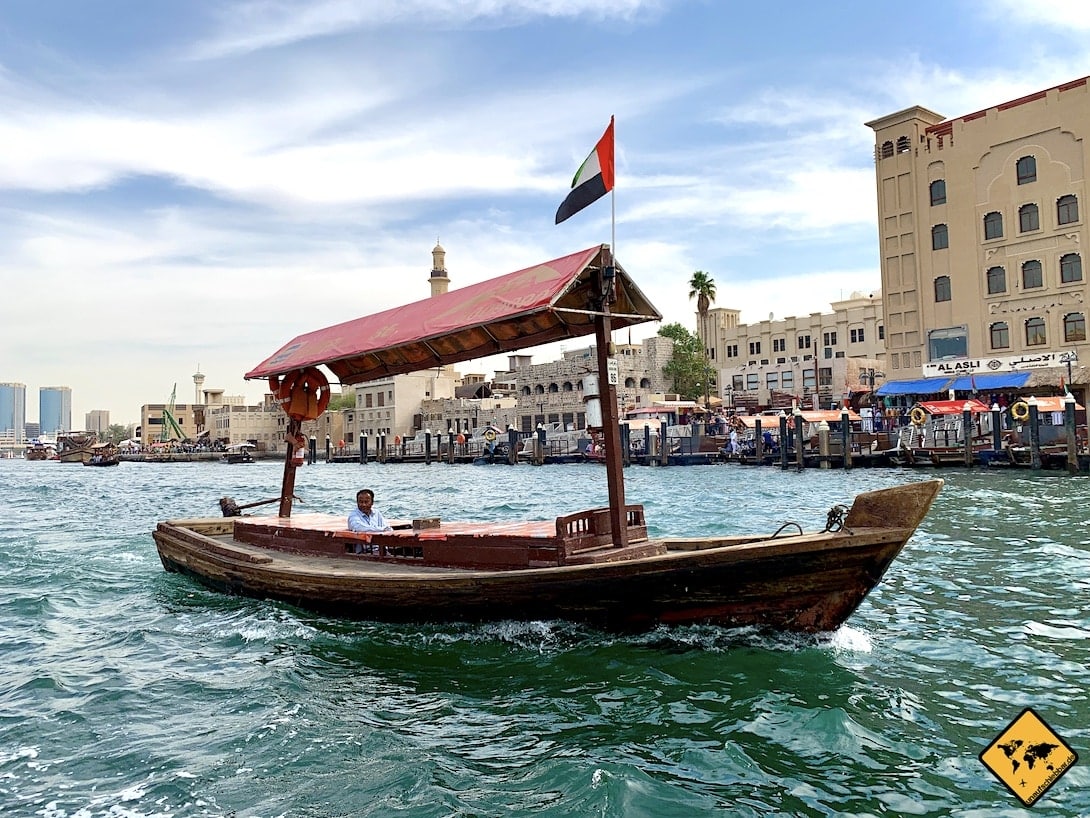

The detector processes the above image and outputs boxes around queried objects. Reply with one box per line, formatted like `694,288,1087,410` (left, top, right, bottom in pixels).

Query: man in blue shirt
347,488,392,533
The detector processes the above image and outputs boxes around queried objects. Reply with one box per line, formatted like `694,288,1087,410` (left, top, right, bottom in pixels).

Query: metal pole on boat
990,404,1002,453
1027,396,1041,470
1064,392,1078,474
593,245,628,548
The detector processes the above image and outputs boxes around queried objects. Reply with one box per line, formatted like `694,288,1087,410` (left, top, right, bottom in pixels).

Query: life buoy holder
910,407,927,426
1011,400,1030,421
274,367,330,422
456,433,466,446
483,429,497,443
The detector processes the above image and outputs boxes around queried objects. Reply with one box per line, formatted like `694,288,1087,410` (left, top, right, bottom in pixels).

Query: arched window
1019,203,1039,232
1025,317,1047,346
1061,253,1083,283
984,211,1004,240
934,276,951,302
624,377,637,389
1064,313,1086,342
548,383,559,393
640,377,651,389
562,381,574,392
896,136,911,154
931,224,949,250
534,384,545,394
521,386,531,396
1022,260,1043,289
930,179,946,206
1016,155,1036,185
986,266,1006,295
880,141,894,159
990,322,1010,350
1057,194,1079,225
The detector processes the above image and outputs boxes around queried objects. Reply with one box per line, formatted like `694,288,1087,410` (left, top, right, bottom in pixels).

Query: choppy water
1,458,1087,817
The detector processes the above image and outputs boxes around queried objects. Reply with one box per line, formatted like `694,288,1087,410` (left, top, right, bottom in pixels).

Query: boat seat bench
230,505,656,569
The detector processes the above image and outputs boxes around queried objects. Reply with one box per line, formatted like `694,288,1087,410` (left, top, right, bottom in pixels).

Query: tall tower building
430,242,450,297
193,366,206,406
866,77,1089,395
0,382,27,445
39,386,72,434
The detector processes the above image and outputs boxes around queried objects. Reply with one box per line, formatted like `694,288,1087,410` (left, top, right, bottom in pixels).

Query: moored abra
152,246,942,632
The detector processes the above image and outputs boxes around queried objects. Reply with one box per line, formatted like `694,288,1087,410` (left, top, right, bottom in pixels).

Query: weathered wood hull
153,479,942,633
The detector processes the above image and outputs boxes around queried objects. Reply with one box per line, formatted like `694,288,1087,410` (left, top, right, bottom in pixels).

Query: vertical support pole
425,430,432,465
1028,396,1041,470
779,413,789,470
448,429,455,465
278,419,302,518
840,408,851,470
990,404,1002,452
962,403,973,468
643,426,651,465
592,247,627,547
325,435,331,463
659,420,668,466
1064,393,1078,474
794,409,805,471
754,419,764,463
308,435,316,465
507,426,519,465
620,422,630,466
360,434,368,464
818,421,830,469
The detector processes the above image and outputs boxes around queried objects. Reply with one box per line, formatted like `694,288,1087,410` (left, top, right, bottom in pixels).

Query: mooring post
779,412,789,471
754,418,763,463
962,403,974,468
793,407,805,471
840,407,851,470
360,433,368,465
1027,396,1041,470
990,403,1002,453
1064,393,1078,474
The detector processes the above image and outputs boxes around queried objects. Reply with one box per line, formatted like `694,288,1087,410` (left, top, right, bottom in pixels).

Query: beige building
866,76,1088,401
85,410,110,435
707,292,885,410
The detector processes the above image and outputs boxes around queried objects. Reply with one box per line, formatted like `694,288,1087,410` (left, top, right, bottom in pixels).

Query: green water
0,460,1086,816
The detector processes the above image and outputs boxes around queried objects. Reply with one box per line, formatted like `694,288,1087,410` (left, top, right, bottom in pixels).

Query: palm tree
688,270,716,409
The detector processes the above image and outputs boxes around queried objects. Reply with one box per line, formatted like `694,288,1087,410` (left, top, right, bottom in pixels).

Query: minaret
193,366,205,405
430,241,450,297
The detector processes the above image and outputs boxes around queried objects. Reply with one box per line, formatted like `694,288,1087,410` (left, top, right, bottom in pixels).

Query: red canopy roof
917,398,991,416
246,245,661,385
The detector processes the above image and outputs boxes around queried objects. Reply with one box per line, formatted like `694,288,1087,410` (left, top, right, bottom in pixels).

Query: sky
4,0,1090,426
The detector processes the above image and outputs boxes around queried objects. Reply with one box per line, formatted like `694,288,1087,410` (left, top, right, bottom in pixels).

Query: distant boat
57,432,97,464
84,442,121,467
154,245,942,633
222,443,256,464
25,438,58,461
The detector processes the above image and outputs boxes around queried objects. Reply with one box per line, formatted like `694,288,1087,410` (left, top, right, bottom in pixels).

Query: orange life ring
277,367,330,422
456,433,466,445
1011,400,1030,421
910,407,927,426
394,435,402,446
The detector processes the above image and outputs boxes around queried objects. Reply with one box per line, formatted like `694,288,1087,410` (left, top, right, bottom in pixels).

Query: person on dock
348,488,393,533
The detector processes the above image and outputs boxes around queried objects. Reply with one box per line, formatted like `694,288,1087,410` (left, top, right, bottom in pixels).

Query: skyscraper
39,386,72,435
0,382,27,445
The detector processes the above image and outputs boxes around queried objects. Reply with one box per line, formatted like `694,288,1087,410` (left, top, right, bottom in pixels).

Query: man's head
356,489,375,512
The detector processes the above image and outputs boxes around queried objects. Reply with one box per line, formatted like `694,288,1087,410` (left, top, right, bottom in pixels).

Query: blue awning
874,377,952,396
946,371,1031,391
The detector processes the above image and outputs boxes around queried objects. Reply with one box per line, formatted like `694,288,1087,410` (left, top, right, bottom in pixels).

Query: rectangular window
803,370,816,390
772,338,786,352
878,325,884,340
746,373,759,390
377,392,384,407
732,375,744,390
748,341,761,355
818,367,833,387
765,372,778,389
781,371,794,389
365,393,373,408
823,347,833,359
850,328,865,343
726,344,738,358
823,331,837,346
990,323,1010,350
797,334,811,349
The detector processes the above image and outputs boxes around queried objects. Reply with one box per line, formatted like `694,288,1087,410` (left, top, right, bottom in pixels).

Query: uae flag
555,117,615,224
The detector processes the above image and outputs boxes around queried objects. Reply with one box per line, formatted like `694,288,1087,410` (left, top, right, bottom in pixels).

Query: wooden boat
222,443,256,464
25,438,58,461
58,432,97,464
84,441,120,466
153,245,942,633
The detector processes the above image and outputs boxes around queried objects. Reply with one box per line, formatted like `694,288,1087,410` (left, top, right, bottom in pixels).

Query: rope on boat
771,522,803,538
822,504,850,533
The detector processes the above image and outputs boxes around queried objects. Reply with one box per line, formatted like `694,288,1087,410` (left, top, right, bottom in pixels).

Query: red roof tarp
246,245,661,385
917,399,991,416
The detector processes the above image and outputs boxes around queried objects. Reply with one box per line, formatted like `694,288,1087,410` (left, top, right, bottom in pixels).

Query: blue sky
3,0,1090,425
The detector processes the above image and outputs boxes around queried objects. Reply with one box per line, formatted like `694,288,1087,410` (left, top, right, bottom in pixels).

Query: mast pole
593,245,628,548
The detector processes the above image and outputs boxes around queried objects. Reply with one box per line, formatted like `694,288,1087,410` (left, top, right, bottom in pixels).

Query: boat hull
153,479,942,633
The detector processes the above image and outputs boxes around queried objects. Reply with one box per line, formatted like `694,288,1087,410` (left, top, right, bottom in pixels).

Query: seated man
348,488,393,533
